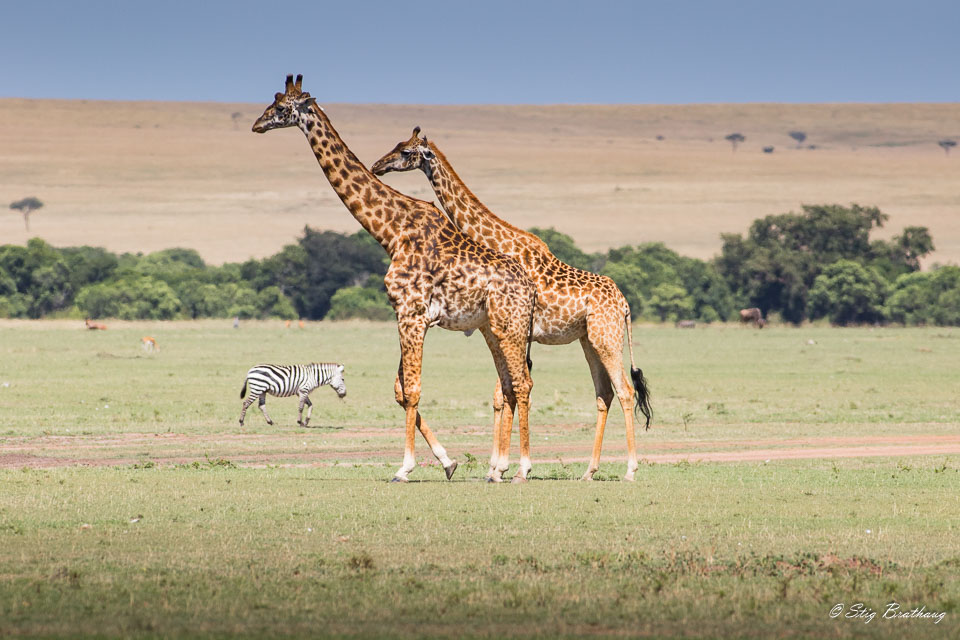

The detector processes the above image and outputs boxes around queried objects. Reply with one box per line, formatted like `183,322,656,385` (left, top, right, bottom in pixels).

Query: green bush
327,286,394,321
76,276,182,320
808,260,888,325
884,266,960,326
647,283,695,322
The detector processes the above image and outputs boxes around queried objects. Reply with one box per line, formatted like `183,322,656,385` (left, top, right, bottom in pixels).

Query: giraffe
253,76,538,482
372,128,653,481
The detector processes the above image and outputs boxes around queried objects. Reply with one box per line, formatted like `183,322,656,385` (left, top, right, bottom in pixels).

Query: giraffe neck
424,143,546,257
298,106,401,252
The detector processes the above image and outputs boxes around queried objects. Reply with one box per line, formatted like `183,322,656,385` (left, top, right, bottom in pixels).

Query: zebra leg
258,393,274,426
239,396,255,427
303,396,313,427
297,393,307,426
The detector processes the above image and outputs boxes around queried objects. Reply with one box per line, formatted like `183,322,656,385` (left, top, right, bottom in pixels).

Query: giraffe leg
486,319,533,483
479,327,515,483
258,393,274,426
590,318,639,482
504,341,532,483
392,320,456,482
579,337,615,481
487,378,505,479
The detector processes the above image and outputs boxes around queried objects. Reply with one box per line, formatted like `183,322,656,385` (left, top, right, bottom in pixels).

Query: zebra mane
309,362,341,385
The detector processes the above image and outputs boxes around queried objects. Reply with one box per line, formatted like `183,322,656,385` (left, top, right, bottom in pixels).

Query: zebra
239,363,346,427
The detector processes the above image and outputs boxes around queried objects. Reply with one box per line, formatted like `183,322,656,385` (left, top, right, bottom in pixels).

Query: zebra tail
240,379,247,399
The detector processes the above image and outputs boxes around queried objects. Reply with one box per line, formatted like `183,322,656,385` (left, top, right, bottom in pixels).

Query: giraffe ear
412,126,421,137
299,96,317,112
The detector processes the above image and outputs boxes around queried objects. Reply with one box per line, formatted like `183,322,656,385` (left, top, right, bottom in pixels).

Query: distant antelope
739,308,766,328
141,336,158,352
85,318,107,331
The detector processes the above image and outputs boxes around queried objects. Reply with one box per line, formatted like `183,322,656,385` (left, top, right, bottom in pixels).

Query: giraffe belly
437,307,488,332
532,314,587,345
430,286,487,331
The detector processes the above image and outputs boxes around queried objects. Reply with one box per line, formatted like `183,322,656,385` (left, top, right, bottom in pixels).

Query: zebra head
330,364,346,399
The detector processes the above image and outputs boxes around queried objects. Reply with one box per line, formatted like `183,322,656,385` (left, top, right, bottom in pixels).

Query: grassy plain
1,322,959,638
1,99,959,266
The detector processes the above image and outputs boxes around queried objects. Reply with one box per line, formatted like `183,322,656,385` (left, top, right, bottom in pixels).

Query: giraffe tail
525,292,537,373
625,309,652,430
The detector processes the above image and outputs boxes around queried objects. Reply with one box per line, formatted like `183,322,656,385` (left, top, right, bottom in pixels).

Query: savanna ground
1,321,958,638
1,100,959,265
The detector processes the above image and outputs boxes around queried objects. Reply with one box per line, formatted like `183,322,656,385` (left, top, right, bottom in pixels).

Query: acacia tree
725,133,745,152
938,139,956,156
788,130,807,147
10,197,43,231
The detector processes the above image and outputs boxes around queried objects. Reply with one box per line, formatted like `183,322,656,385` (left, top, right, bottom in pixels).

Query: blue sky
2,0,958,104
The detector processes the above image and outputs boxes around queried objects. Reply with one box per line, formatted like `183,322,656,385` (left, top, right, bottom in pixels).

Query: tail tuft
630,367,652,430
240,380,247,399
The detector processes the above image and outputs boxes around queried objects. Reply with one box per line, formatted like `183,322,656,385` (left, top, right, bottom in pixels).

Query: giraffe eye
400,150,411,157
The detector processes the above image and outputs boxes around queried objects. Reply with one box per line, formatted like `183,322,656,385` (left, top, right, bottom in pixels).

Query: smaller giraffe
372,127,652,481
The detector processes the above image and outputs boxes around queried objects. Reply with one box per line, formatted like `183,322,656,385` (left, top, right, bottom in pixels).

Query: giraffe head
252,74,318,133
370,127,434,177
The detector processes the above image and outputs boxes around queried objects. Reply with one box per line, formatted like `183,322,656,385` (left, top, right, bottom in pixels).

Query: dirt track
2,431,958,470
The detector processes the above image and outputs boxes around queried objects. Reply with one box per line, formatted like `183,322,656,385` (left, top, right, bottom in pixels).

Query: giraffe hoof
444,460,458,480
390,476,409,483
623,473,636,482
579,473,595,482
511,475,528,484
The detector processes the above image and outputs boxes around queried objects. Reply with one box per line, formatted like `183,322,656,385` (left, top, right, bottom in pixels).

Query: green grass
2,321,959,436
1,321,959,638
1,461,957,638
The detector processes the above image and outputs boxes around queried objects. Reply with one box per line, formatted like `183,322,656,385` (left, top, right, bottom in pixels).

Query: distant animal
285,320,291,328
675,320,696,329
298,319,305,329
85,318,107,330
239,363,346,427
762,146,775,154
233,316,240,329
739,308,766,328
141,336,158,352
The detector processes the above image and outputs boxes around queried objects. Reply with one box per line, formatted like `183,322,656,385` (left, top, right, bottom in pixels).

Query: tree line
1,204,957,325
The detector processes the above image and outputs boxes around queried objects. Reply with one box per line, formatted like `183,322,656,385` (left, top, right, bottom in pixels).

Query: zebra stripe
239,363,346,427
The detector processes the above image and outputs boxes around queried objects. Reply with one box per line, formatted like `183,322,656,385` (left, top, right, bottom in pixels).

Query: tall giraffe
372,128,652,481
253,76,538,482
